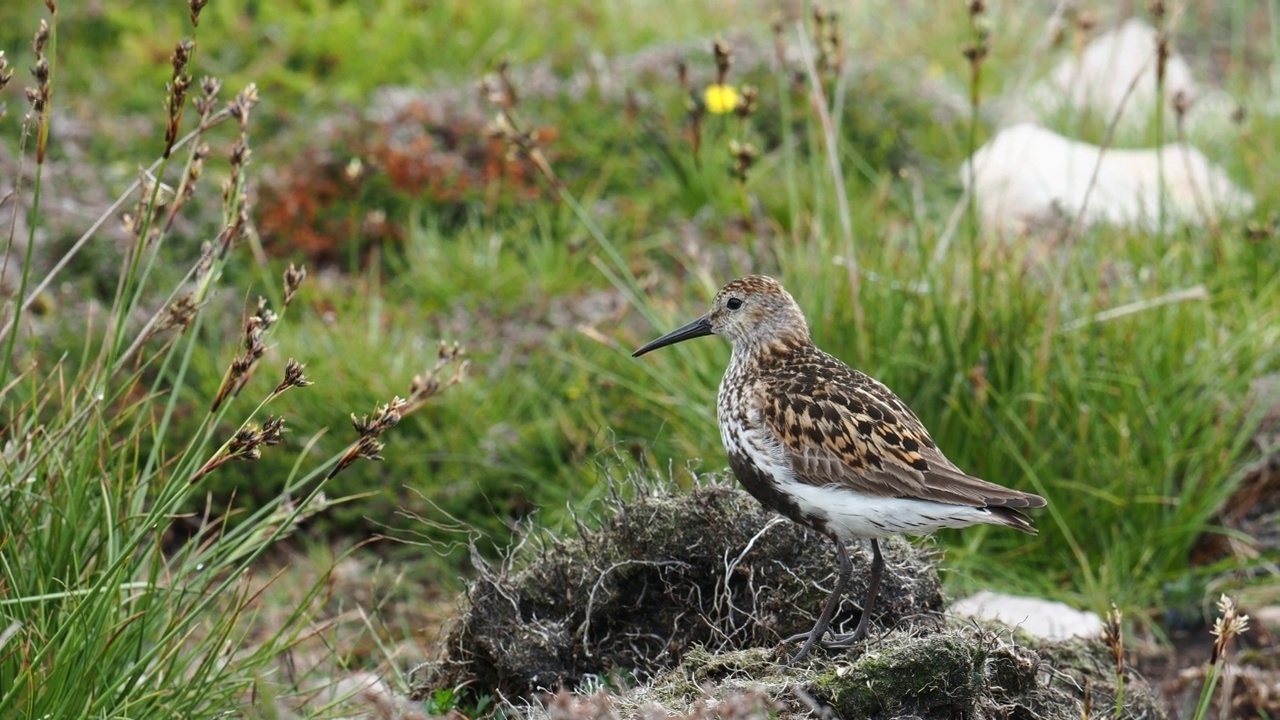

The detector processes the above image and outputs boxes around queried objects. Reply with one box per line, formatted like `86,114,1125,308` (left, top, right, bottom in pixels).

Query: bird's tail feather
987,506,1038,535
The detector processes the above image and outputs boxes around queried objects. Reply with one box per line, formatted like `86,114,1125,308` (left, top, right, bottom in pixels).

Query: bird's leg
826,538,883,648
787,534,853,664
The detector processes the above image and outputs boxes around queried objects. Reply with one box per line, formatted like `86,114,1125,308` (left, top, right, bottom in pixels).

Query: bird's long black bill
632,315,713,357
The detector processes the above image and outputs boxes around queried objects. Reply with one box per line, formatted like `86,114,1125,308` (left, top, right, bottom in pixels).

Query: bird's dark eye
726,297,743,310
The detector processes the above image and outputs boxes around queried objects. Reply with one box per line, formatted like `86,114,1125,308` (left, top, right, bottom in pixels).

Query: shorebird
633,275,1046,664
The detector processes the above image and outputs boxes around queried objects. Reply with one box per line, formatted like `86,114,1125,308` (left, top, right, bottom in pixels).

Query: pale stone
960,123,1253,235
1028,18,1198,134
1253,605,1280,630
950,590,1104,641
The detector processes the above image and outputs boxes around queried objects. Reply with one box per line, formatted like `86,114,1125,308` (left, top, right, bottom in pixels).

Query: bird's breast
716,373,823,530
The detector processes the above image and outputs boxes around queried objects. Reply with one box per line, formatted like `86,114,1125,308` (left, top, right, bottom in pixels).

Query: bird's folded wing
756,383,1040,508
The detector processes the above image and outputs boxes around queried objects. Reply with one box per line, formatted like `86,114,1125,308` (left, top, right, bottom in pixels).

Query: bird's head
633,275,811,357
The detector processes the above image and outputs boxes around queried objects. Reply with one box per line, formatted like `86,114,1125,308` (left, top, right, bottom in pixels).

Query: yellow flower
704,84,739,114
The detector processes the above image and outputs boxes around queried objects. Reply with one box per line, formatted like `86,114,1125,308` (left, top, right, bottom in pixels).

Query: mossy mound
412,477,944,699
813,630,1038,716
525,626,1165,720
808,627,1165,719
412,477,1167,719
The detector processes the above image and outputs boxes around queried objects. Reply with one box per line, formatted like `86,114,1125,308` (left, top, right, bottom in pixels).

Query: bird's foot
822,626,871,649
783,621,872,664
783,626,871,649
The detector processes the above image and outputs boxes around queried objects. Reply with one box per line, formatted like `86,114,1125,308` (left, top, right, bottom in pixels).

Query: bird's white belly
725,420,996,540
777,481,996,539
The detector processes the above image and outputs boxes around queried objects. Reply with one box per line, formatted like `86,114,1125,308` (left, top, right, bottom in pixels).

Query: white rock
961,122,1253,235
1253,605,1280,630
950,590,1104,641
1028,18,1198,134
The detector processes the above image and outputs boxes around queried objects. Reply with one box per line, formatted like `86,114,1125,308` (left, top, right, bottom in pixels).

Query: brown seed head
728,140,758,183
479,60,518,109
172,39,192,75
713,37,733,85
228,427,261,460
439,339,463,362
497,60,517,108
194,76,222,122
28,56,50,113
273,359,312,394
200,75,221,99
352,397,407,436
222,416,287,462
176,143,209,205
189,0,208,26
160,292,199,332
230,137,250,168
32,58,48,86
196,241,215,277
33,19,49,56
355,436,385,463
283,263,307,306
1172,89,1192,117
735,85,758,119
1101,603,1124,671
1210,594,1250,664
229,83,258,130
260,415,286,446
329,350,466,480
211,297,277,410
0,52,12,92
963,22,991,64
771,17,787,68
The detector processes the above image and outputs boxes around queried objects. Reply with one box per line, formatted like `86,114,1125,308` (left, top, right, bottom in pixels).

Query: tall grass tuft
0,2,466,715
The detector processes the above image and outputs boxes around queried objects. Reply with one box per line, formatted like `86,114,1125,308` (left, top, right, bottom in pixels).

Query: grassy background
2,0,1279,716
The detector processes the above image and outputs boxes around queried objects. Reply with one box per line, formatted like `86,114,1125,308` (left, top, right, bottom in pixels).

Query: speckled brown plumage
634,275,1047,664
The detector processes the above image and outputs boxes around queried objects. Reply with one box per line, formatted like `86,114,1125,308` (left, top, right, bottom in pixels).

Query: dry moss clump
412,476,944,700
412,476,1169,720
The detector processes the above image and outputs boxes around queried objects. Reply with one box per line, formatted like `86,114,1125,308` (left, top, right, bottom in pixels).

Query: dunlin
634,275,1046,663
